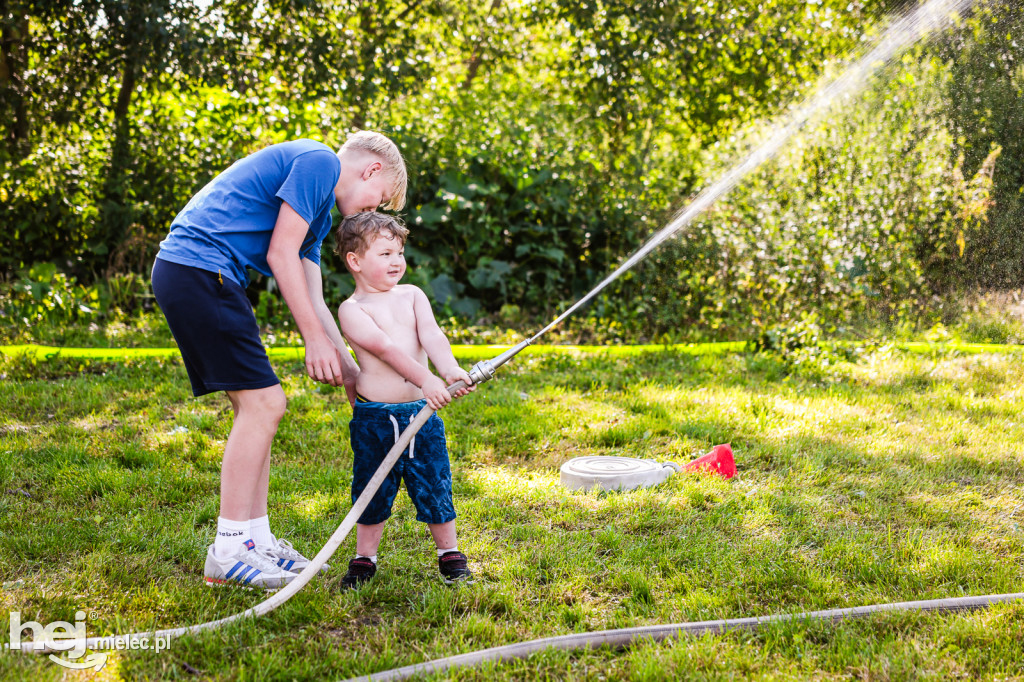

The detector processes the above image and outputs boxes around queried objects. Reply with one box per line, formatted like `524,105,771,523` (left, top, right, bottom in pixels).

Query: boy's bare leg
427,521,457,550
430,520,471,582
221,385,287,521
249,452,271,520
226,394,272,521
355,522,386,557
342,522,384,587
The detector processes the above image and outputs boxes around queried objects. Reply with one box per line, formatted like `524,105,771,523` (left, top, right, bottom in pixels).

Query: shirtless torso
339,284,431,403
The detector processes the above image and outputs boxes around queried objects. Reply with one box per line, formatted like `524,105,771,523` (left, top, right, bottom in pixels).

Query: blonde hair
335,211,410,273
339,131,408,211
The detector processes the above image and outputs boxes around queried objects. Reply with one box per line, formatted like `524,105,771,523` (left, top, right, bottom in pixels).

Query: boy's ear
362,160,383,180
346,251,361,272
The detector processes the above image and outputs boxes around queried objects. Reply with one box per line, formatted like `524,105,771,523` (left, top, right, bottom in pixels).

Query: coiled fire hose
14,341,530,655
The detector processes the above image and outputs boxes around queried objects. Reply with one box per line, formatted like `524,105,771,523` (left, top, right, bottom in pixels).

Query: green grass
1,345,1023,680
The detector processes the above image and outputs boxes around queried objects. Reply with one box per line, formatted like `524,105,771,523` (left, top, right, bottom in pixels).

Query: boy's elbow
266,249,285,273
266,244,298,273
427,331,452,351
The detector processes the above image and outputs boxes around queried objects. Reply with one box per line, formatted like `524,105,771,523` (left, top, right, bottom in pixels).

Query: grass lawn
1,344,1023,680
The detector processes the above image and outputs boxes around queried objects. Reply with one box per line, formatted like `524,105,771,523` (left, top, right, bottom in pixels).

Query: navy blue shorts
151,257,279,397
350,397,456,526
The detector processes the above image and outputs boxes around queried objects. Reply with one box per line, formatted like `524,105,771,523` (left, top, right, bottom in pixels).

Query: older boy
334,211,475,587
151,132,407,590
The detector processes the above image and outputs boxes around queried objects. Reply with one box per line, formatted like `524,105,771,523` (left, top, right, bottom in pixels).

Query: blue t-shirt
156,139,341,287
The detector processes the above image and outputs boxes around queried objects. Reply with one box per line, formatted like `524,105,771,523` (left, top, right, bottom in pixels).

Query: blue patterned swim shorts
349,397,456,525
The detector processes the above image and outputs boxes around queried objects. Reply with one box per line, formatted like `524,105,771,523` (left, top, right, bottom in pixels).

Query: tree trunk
113,57,137,124
97,57,139,275
0,4,30,150
462,0,502,90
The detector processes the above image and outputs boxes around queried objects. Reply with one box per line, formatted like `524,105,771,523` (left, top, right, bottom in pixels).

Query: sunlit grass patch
1,346,1023,679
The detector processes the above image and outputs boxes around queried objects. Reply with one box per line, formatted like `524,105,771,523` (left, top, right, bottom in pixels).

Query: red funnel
683,444,736,479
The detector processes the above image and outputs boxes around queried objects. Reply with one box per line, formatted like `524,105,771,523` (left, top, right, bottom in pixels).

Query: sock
250,515,276,548
214,517,249,559
436,546,458,557
356,554,377,564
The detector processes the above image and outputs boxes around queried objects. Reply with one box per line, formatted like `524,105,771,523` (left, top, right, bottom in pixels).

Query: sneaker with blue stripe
204,539,297,590
265,538,329,574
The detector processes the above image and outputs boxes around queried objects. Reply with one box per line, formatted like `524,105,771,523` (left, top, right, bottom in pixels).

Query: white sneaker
204,540,297,590
264,538,328,574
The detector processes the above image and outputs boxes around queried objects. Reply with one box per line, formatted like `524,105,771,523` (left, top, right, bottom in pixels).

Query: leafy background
0,0,1021,342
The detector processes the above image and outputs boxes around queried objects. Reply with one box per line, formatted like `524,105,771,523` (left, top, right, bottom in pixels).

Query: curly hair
335,211,410,272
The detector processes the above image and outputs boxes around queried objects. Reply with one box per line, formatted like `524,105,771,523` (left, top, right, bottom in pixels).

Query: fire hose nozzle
466,339,532,387
468,360,497,385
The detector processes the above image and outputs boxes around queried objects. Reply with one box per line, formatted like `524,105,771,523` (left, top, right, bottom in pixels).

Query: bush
601,35,1010,341
0,263,104,328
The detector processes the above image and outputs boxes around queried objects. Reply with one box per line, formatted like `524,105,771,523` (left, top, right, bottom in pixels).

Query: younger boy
334,211,475,588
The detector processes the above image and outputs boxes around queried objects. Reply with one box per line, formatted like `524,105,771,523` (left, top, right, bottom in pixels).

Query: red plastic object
683,444,736,479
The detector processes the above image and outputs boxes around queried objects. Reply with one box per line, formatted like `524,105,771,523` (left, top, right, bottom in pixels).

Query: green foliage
951,292,1024,345
603,13,1019,341
941,0,1024,289
0,265,168,345
0,0,1020,337
396,157,605,317
0,262,104,327
961,314,1024,345
747,314,876,379
0,131,105,273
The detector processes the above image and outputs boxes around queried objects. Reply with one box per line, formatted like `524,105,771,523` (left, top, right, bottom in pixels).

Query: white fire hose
346,592,1024,681
14,344,527,655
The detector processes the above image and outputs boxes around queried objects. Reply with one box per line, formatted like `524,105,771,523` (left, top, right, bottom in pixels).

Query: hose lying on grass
18,380,1024,677
12,353,1024,672
17,344,531,655
14,387,450,655
346,592,1024,682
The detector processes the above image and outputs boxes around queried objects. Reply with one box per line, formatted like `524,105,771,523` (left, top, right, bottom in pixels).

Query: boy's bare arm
412,287,474,395
302,258,358,407
267,201,342,386
337,300,453,409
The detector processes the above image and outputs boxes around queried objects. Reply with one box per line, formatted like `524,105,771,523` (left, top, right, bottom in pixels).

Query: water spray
20,0,1018,674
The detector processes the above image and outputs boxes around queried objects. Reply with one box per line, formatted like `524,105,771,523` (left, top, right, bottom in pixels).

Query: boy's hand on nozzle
422,375,452,411
445,368,476,399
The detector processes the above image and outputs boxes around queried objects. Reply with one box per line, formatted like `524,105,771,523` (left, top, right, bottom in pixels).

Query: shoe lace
247,545,288,572
273,538,304,560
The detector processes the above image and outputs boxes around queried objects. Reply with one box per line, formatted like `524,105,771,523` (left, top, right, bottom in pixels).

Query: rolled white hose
347,592,1024,681
559,455,681,491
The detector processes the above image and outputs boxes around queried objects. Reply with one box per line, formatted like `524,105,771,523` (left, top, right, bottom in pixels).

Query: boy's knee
261,388,288,422
235,386,287,422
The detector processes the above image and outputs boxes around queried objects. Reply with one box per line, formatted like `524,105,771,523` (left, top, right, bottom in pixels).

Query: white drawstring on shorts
389,415,415,459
